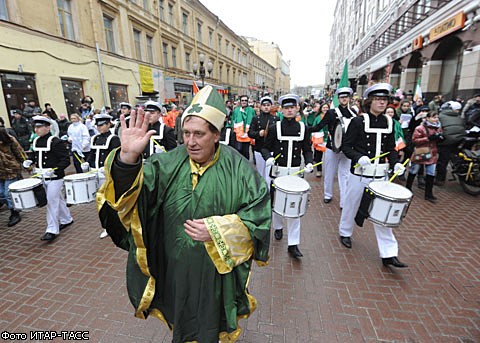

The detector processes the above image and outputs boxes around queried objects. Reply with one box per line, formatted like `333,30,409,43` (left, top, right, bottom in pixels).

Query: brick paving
1,169,479,342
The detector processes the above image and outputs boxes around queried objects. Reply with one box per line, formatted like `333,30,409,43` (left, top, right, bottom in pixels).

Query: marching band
6,86,414,268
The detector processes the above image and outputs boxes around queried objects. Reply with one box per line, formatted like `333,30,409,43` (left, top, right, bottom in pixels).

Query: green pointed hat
182,85,226,131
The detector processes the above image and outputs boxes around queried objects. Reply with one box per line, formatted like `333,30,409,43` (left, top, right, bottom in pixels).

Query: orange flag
193,81,199,95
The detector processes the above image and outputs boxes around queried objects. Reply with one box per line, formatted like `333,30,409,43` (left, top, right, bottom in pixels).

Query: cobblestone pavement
1,169,479,342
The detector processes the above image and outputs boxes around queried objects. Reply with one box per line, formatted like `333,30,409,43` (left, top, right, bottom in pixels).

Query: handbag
412,146,432,162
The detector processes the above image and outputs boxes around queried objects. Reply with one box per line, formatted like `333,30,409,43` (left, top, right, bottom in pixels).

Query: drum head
368,181,412,199
274,175,310,192
64,173,96,181
333,121,344,152
8,178,42,191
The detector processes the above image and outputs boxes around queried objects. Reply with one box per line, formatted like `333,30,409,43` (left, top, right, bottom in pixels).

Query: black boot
425,175,437,203
405,173,416,190
8,209,21,227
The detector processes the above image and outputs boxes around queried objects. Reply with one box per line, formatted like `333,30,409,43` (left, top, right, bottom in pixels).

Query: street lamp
192,53,213,88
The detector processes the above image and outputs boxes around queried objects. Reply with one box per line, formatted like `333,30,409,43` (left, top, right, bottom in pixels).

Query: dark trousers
436,144,456,182
72,151,90,173
314,150,324,171
236,141,250,160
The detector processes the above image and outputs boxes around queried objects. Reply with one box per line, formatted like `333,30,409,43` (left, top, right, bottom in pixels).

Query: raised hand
119,108,156,164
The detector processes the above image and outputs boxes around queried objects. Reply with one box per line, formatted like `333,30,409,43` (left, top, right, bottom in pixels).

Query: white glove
304,163,314,173
265,157,275,167
393,163,406,176
81,162,90,172
44,168,56,178
358,156,372,167
154,145,165,154
99,167,105,173
23,160,33,168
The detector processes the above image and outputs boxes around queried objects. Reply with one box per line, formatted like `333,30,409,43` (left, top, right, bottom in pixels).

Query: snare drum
367,181,413,226
332,120,344,152
64,174,97,204
273,175,310,218
8,178,47,210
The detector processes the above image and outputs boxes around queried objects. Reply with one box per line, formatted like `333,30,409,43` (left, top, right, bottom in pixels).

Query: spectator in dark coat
10,110,31,150
436,101,466,186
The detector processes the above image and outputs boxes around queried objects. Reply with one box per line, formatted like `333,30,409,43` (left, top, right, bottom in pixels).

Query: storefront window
1,72,38,121
61,79,84,116
108,83,128,111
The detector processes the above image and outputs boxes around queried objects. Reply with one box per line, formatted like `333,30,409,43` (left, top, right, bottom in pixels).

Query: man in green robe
97,85,271,343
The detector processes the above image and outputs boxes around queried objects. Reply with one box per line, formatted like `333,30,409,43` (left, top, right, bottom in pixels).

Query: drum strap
276,121,305,169
149,123,166,156
92,134,115,169
363,114,393,163
33,136,55,168
220,128,231,146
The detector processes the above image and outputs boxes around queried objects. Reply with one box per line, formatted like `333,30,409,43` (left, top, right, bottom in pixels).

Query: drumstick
353,151,390,168
31,167,58,178
388,158,410,183
274,153,281,161
73,151,84,164
290,161,324,176
151,138,167,152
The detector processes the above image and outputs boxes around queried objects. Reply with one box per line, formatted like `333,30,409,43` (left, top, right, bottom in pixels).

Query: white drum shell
273,176,310,218
64,174,98,204
8,179,44,210
367,181,413,226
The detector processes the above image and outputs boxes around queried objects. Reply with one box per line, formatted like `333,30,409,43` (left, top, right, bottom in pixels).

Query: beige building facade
0,0,289,125
327,0,480,101
246,37,291,100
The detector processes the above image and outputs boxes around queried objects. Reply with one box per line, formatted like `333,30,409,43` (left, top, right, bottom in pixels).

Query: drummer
142,101,177,158
311,87,356,207
261,93,313,258
339,83,407,268
81,113,121,239
114,102,132,136
22,116,73,242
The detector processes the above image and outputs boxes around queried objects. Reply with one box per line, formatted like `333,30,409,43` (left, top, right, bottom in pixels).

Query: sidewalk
0,173,479,342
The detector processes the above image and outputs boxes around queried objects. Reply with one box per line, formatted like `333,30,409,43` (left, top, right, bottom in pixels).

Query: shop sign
412,35,423,51
429,12,465,43
139,64,154,93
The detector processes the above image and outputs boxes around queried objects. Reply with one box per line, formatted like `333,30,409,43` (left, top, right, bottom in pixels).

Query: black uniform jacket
310,105,357,150
33,133,70,180
142,121,177,159
87,132,121,168
261,117,313,168
248,112,280,152
342,112,399,174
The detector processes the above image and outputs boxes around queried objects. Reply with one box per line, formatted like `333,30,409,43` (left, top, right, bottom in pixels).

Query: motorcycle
450,128,480,195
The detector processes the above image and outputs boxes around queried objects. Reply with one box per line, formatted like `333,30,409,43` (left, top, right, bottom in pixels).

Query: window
218,36,222,54
61,79,84,116
0,0,8,20
57,0,75,40
185,52,191,71
108,83,128,111
182,13,188,34
146,35,154,63
159,0,164,21
225,41,229,56
219,65,222,81
197,22,202,43
143,0,148,10
103,15,115,53
171,46,177,68
133,29,142,60
168,3,173,25
162,43,169,68
209,30,213,48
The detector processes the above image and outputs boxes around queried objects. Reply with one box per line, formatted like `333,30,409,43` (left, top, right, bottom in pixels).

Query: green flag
332,60,349,108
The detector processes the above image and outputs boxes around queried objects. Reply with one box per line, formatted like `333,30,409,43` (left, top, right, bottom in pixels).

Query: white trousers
254,151,271,189
44,179,73,234
323,149,350,208
338,174,399,258
272,212,301,246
